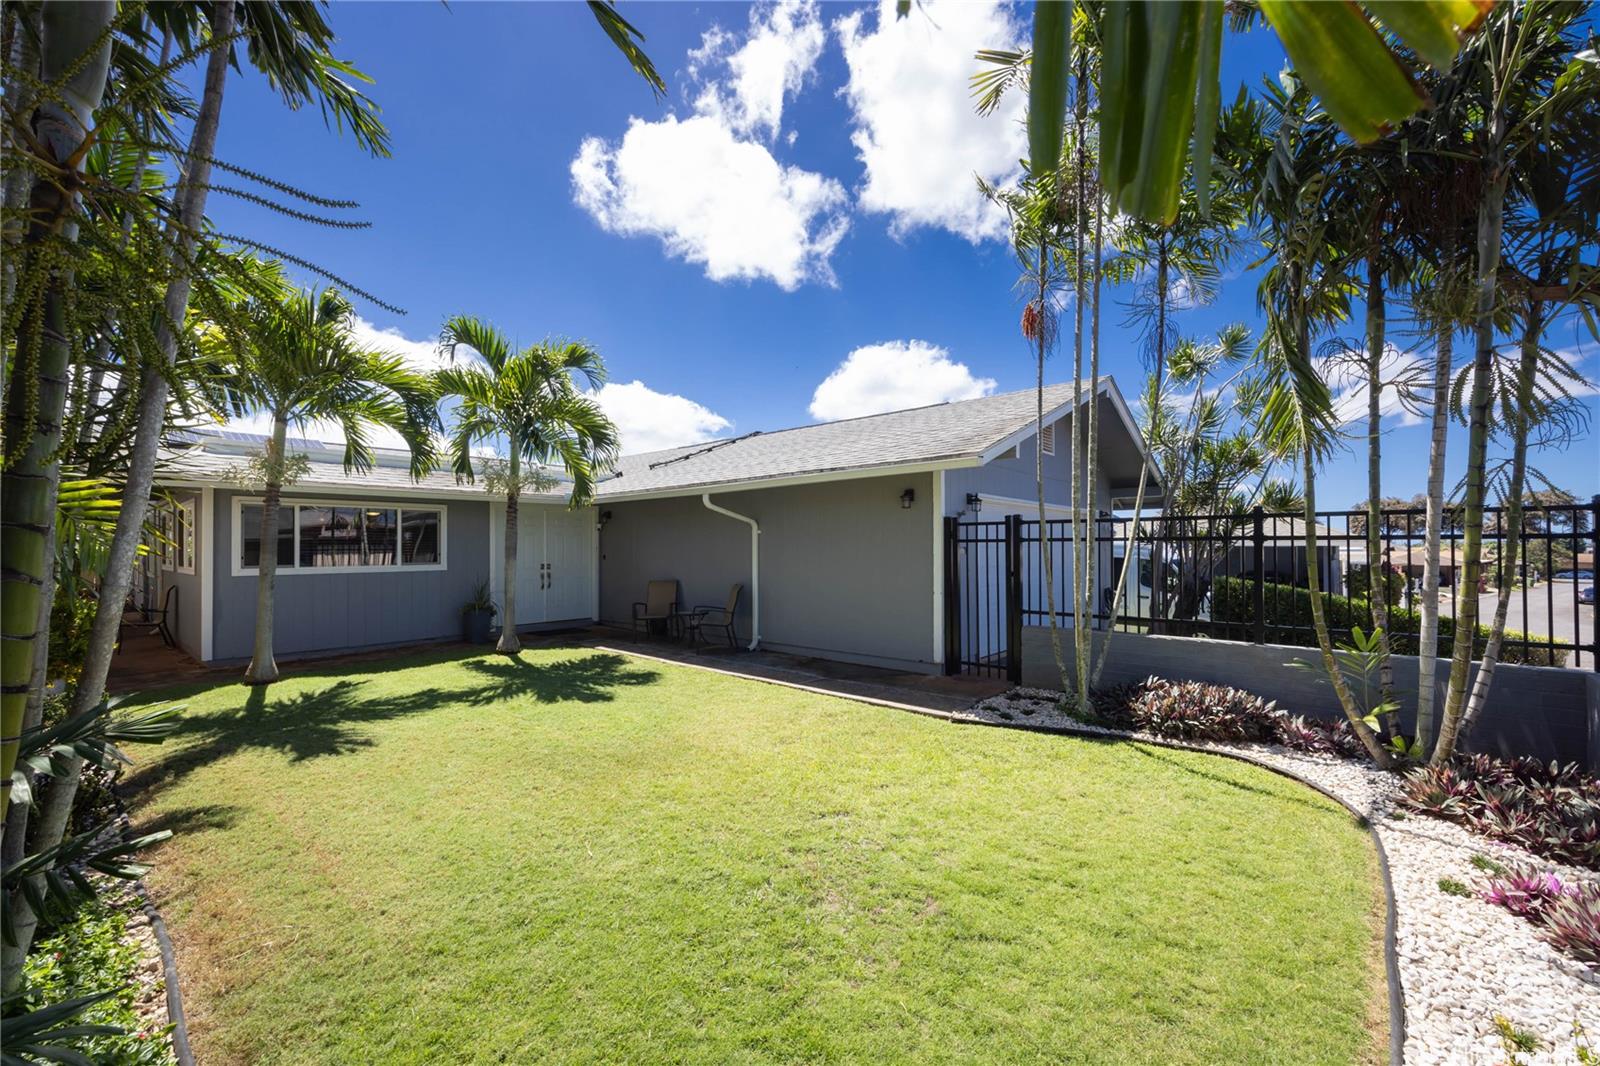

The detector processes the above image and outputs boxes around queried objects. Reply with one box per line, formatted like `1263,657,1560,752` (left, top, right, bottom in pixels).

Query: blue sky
204,0,1598,509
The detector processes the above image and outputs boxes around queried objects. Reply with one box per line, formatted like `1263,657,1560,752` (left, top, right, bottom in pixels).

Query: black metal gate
943,515,1021,680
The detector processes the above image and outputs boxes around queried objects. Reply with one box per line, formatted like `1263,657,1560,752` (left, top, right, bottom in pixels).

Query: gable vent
1039,422,1056,456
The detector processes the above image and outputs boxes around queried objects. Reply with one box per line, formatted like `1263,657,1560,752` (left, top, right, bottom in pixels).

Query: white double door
508,503,597,626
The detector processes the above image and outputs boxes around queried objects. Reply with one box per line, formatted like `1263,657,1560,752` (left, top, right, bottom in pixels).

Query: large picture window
235,499,446,575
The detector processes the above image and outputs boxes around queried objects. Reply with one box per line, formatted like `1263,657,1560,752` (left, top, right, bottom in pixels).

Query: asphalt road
1404,583,1595,667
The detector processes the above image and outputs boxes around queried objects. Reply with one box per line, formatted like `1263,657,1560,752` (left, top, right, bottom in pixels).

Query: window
1039,423,1056,456
158,498,196,574
402,510,441,565
235,499,446,574
240,504,294,569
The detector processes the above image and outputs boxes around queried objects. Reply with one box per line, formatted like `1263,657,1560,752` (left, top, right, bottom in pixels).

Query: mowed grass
122,646,1384,1065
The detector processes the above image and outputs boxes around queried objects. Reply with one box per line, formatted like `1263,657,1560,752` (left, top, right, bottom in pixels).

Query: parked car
1551,570,1595,583
1581,586,1596,605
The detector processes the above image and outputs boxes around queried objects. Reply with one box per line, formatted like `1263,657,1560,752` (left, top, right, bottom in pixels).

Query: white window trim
174,498,196,575
231,496,449,577
156,499,196,574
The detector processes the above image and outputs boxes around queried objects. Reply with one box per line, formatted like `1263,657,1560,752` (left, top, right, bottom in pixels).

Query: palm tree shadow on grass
122,651,659,800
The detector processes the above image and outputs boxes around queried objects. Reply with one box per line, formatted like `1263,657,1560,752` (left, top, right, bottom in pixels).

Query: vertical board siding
599,473,937,672
208,490,492,661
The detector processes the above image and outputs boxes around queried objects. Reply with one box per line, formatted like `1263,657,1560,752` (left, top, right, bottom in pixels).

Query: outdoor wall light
900,488,915,509
596,509,613,532
966,493,983,513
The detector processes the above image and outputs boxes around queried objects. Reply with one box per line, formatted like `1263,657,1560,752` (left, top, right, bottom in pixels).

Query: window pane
240,504,294,568
362,508,398,565
299,506,397,567
402,510,440,565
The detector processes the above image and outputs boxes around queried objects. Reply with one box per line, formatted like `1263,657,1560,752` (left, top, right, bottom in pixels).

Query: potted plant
461,578,498,644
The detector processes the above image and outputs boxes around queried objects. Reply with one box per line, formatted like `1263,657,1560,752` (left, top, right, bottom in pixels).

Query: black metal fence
944,499,1600,681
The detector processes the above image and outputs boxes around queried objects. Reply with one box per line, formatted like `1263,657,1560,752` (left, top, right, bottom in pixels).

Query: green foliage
48,595,98,688
1471,853,1510,877
13,897,175,1066
1211,576,1569,666
1437,877,1472,898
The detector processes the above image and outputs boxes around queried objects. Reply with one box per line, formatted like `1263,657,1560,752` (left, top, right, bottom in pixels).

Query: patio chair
632,580,679,639
685,584,741,648
119,584,176,651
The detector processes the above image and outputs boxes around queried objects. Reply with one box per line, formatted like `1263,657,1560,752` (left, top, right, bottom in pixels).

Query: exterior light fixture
966,493,983,513
597,509,613,532
900,488,915,509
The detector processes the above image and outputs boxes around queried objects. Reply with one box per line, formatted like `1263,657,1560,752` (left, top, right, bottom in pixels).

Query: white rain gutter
702,493,760,650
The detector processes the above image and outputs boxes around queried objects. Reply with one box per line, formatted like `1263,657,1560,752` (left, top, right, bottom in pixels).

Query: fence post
943,516,961,675
1591,495,1599,672
1252,505,1266,645
1005,513,1023,684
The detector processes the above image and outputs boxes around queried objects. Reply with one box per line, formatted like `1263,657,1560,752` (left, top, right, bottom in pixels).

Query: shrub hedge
1210,576,1567,667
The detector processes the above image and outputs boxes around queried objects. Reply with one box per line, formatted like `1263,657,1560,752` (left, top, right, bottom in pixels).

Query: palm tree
219,288,437,684
1432,1,1592,764
435,318,619,655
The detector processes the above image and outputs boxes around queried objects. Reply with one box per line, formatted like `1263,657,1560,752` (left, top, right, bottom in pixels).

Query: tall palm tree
218,288,437,684
1432,1,1592,764
435,318,619,655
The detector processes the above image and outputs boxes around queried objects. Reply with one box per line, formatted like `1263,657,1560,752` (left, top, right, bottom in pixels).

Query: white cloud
348,315,447,374
809,340,997,421
691,0,825,141
571,1,846,290
589,380,732,454
572,119,848,290
836,0,1027,243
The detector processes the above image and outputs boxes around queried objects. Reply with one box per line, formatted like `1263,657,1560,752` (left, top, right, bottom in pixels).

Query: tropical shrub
1211,576,1567,666
1482,867,1600,968
14,896,175,1065
1092,677,1367,756
1400,756,1600,870
1541,887,1600,966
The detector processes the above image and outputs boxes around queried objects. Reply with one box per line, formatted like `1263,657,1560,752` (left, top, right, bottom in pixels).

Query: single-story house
148,379,1161,674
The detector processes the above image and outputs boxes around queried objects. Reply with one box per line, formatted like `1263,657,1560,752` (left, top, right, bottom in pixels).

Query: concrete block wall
1021,627,1596,767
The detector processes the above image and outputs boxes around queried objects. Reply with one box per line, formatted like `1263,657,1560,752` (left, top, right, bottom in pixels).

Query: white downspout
702,493,759,650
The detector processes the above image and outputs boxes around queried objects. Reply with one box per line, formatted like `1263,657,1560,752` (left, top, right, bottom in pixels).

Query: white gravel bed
963,688,1600,1065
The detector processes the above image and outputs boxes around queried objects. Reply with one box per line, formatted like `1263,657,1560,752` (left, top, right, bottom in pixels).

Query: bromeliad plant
1482,866,1600,967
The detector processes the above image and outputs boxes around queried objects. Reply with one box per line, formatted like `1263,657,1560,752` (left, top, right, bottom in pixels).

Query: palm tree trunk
245,413,289,684
498,445,522,654
1432,152,1509,765
1080,185,1103,705
71,0,234,711
0,0,115,826
1287,273,1391,768
1067,60,1089,711
1455,300,1540,746
1149,238,1171,633
1414,325,1453,755
1363,260,1399,738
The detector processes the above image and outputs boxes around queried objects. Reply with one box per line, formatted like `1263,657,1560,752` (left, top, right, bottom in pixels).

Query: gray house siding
944,416,1115,517
208,489,491,662
599,472,937,671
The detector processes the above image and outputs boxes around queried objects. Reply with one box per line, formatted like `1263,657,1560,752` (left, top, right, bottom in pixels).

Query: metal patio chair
632,580,679,639
685,584,741,648
120,584,177,650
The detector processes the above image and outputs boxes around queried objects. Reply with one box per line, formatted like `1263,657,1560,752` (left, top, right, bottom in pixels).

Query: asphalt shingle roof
596,382,1085,498
157,382,1101,501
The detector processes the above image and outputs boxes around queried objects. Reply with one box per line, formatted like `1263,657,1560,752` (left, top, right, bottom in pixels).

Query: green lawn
123,646,1383,1065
